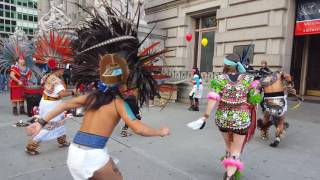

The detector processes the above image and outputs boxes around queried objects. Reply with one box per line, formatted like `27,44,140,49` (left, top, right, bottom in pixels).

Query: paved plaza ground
0,92,320,180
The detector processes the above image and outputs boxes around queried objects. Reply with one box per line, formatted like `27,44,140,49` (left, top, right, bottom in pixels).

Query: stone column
65,0,79,25
38,0,50,19
79,0,86,6
135,0,147,25
55,0,63,5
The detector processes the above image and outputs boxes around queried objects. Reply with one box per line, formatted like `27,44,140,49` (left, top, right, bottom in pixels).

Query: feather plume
0,37,35,73
238,42,254,65
138,41,161,57
34,31,74,66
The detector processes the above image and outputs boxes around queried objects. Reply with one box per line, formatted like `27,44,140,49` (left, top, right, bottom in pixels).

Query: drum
24,86,43,117
24,86,43,95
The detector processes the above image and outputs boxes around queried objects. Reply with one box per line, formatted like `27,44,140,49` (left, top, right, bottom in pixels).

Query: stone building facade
145,0,295,72
38,0,85,26
37,0,166,44
36,0,319,98
146,0,320,99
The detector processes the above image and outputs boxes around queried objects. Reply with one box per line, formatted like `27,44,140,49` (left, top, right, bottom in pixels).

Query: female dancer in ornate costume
25,32,76,155
9,56,32,115
27,3,170,180
188,53,262,180
188,67,203,111
257,71,294,147
0,28,45,116
1,39,33,115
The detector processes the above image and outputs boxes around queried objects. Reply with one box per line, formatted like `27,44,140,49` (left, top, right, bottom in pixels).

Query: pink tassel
222,158,234,168
207,92,221,100
222,158,244,171
234,160,244,171
249,80,260,89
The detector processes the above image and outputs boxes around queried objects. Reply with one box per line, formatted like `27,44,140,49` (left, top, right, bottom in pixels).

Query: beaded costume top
211,73,261,105
260,72,278,88
41,74,64,96
210,73,262,130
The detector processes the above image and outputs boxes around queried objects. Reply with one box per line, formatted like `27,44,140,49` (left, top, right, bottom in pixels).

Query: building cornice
145,0,189,14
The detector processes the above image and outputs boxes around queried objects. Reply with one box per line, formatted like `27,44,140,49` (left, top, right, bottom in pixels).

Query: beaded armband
37,118,48,127
207,91,221,101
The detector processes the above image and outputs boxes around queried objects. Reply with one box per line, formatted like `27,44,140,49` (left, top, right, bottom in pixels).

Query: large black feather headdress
72,2,170,107
235,42,254,67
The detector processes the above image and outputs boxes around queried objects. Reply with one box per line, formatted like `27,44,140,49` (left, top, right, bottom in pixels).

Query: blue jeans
0,74,9,92
0,73,5,91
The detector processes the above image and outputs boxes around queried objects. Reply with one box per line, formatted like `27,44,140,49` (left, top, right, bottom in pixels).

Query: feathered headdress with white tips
72,2,171,106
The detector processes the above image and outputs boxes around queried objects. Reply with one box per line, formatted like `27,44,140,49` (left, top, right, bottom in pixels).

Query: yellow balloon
201,38,208,47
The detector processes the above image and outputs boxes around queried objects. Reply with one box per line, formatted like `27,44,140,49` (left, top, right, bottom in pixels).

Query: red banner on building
295,0,320,36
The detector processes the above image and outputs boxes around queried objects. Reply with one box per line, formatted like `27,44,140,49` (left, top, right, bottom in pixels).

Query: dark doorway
291,35,320,96
306,35,320,96
290,36,304,93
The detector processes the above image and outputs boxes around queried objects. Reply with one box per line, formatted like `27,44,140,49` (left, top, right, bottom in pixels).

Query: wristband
37,118,48,127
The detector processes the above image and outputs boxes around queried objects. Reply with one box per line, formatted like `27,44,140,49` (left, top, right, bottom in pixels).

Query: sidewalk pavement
0,92,320,180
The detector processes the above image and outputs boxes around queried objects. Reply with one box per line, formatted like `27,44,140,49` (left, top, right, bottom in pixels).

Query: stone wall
145,0,296,72
216,0,296,72
146,0,220,71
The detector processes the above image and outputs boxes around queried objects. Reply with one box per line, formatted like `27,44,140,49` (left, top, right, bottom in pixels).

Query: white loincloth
33,98,66,142
67,143,110,180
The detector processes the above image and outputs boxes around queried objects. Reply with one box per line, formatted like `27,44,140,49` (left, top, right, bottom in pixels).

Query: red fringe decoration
242,105,257,152
151,74,171,79
144,66,164,71
138,41,161,57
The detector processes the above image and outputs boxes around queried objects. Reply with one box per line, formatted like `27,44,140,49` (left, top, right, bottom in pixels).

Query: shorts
67,143,110,180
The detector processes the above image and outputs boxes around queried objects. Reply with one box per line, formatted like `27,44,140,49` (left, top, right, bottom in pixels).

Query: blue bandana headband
97,68,124,93
97,81,109,93
223,58,246,73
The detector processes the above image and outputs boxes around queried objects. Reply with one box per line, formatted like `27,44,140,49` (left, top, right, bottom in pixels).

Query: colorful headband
224,58,246,73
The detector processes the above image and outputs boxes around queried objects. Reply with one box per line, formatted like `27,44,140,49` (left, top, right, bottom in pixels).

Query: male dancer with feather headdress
25,32,77,155
26,2,171,179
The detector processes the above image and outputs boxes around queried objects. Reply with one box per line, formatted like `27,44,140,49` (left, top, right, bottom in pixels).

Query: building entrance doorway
305,35,320,96
291,0,320,97
292,34,320,97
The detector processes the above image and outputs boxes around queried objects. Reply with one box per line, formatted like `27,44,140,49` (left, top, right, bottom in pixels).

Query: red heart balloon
185,33,192,42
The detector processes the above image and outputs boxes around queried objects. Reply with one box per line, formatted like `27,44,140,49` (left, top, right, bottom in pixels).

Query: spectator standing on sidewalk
63,63,72,86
